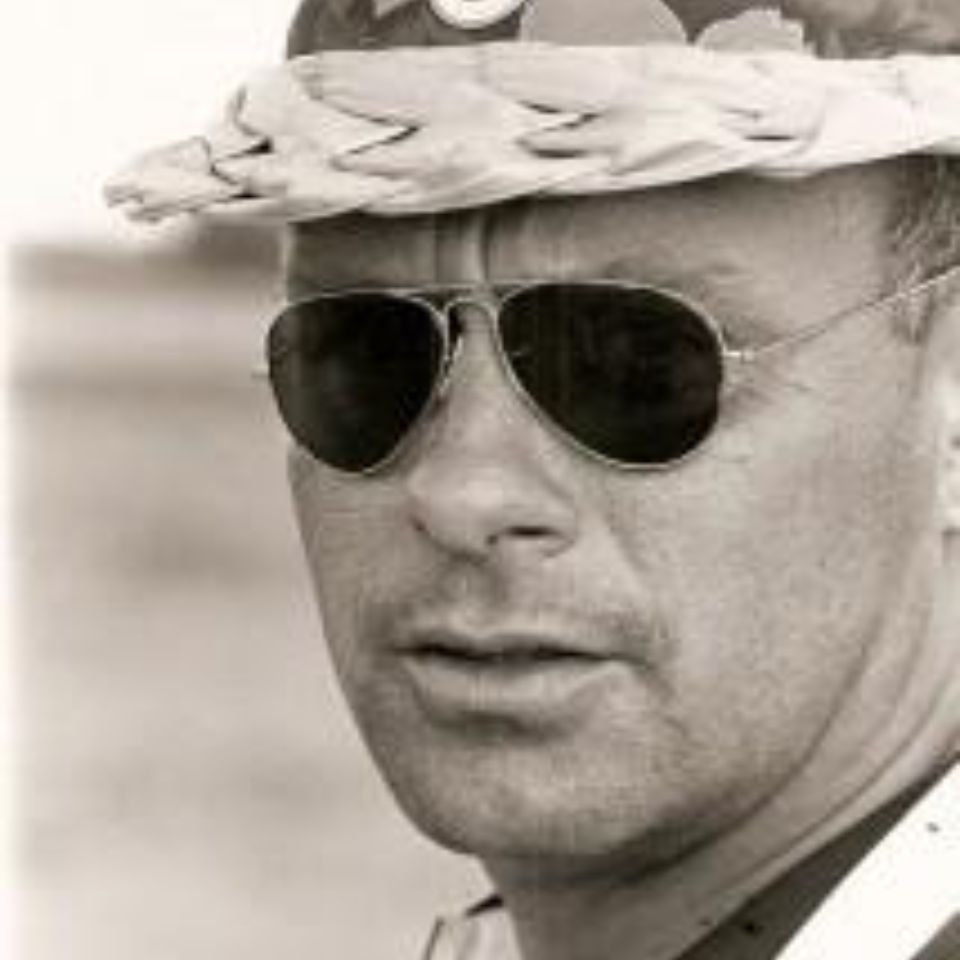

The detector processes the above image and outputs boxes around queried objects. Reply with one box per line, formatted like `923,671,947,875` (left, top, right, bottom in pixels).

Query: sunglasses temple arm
728,261,960,368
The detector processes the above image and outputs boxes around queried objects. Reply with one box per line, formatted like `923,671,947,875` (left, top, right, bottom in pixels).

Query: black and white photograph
9,2,960,959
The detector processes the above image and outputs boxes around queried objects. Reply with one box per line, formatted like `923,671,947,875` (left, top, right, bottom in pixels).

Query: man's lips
395,627,613,664
393,626,626,723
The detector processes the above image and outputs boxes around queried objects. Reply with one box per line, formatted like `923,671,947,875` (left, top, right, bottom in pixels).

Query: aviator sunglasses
265,278,938,474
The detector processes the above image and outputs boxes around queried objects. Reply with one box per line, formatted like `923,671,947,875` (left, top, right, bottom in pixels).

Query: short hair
887,156,960,339
893,156,960,282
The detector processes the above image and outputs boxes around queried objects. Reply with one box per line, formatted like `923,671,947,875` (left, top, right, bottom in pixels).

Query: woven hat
105,0,960,223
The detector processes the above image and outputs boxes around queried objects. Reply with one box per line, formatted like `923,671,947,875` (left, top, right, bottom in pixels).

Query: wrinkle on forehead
287,213,447,296
287,165,903,333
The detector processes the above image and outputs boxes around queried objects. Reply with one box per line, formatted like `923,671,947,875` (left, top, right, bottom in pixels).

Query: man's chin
366,732,737,874
347,669,791,874
395,781,732,885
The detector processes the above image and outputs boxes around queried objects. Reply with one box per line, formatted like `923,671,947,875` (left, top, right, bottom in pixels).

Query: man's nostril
512,526,554,539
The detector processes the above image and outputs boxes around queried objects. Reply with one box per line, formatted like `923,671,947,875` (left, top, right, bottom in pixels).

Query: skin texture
284,165,960,958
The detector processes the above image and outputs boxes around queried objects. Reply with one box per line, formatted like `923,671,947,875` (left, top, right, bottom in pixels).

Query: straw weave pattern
105,43,960,223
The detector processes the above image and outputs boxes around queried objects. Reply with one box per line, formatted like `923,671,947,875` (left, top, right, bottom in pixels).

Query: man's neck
487,767,942,960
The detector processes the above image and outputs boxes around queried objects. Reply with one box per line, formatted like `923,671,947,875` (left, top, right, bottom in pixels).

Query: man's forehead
286,163,901,300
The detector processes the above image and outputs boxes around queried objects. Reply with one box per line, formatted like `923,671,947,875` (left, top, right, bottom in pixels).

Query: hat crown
287,0,960,57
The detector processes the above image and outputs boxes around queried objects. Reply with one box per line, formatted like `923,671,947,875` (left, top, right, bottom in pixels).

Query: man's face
285,166,942,873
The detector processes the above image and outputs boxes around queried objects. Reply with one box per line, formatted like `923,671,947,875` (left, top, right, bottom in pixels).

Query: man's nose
403,304,579,563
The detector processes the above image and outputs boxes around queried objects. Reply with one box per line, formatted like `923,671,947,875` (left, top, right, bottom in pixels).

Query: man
107,1,960,957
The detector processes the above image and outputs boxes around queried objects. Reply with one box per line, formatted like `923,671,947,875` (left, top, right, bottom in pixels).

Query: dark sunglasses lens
267,294,444,472
500,285,723,464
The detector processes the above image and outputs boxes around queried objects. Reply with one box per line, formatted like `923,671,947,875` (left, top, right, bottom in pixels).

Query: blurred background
6,3,482,958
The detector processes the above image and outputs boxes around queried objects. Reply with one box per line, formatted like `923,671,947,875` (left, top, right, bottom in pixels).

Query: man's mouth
395,627,623,724
405,630,604,663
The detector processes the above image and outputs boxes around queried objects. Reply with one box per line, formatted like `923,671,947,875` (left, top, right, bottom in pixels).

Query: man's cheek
621,441,904,750
290,462,416,581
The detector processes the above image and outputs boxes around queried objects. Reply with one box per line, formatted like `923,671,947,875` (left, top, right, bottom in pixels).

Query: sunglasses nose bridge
431,291,503,392
443,292,501,326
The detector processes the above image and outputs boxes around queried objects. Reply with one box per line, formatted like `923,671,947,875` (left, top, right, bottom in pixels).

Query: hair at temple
894,157,960,283
878,156,960,340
